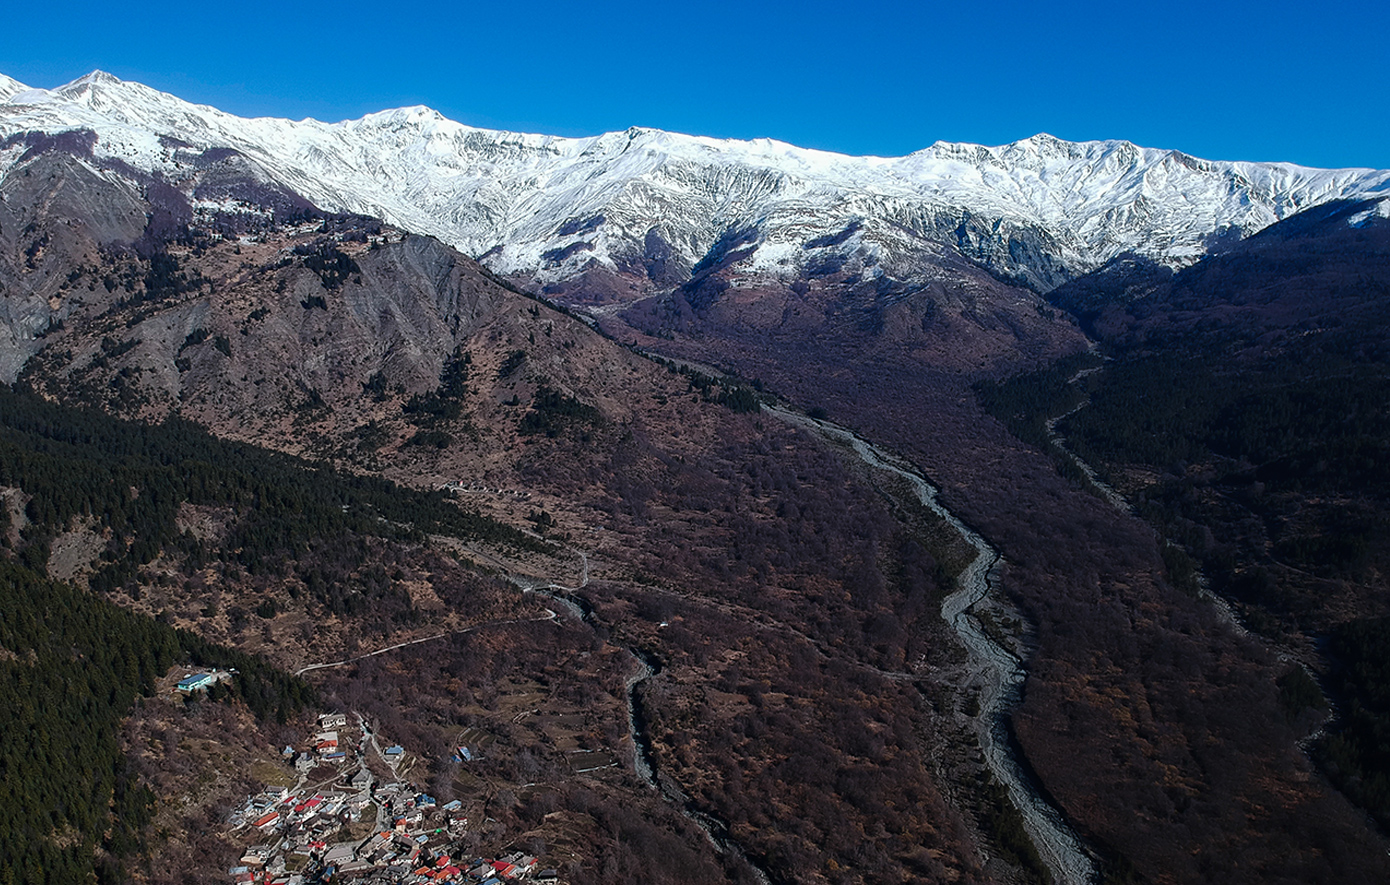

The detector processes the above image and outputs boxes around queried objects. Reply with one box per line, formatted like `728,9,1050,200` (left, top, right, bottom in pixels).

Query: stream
505,402,1099,882
1044,363,1129,513
1044,360,1262,651
766,404,1099,885
512,553,775,883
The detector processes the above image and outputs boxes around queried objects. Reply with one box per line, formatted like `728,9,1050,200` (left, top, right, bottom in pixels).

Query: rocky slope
1,130,1019,884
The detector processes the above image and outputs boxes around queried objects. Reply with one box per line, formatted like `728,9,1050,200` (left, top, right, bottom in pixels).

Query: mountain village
195,698,554,885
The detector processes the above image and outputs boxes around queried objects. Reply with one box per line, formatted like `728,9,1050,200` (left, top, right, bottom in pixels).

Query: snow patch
1347,199,1390,228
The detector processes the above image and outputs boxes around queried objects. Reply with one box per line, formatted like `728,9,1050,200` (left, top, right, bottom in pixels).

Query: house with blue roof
177,672,217,692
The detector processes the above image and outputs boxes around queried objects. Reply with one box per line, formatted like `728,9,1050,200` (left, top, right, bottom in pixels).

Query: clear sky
2,0,1386,170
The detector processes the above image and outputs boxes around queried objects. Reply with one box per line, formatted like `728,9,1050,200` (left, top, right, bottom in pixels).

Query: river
504,405,1098,883
765,404,1099,885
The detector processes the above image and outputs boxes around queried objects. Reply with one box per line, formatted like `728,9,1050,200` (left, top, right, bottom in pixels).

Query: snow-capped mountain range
3,70,1388,294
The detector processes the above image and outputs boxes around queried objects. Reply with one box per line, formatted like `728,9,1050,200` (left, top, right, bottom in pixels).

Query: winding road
293,610,557,677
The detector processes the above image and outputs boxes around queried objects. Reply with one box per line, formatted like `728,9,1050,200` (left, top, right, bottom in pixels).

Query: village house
177,672,217,692
347,767,372,789
315,730,339,754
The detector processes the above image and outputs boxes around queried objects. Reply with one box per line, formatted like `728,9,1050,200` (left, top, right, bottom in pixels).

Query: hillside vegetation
1042,205,1390,837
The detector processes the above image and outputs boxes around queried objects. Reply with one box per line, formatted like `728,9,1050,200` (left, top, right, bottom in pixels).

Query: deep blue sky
3,0,1386,169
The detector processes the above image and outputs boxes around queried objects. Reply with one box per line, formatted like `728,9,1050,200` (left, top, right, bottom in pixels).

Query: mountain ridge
6,68,1390,885
4,70,1387,298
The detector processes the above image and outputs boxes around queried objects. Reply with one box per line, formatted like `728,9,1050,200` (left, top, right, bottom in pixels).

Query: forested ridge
1057,347,1390,829
991,208,1390,837
0,382,552,884
0,556,314,885
0,383,544,591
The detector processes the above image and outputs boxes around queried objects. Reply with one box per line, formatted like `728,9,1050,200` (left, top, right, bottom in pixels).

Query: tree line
0,557,313,885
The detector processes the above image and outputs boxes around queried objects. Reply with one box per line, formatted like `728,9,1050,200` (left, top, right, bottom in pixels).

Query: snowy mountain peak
1006,132,1078,156
1,69,1387,295
61,69,123,89
54,69,150,108
357,104,448,128
0,73,27,102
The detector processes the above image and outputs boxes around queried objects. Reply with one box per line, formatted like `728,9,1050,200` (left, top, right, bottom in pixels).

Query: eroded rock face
0,145,147,378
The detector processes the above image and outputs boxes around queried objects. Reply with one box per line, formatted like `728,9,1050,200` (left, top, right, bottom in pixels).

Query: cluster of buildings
225,713,556,884
305,713,352,768
228,784,372,844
